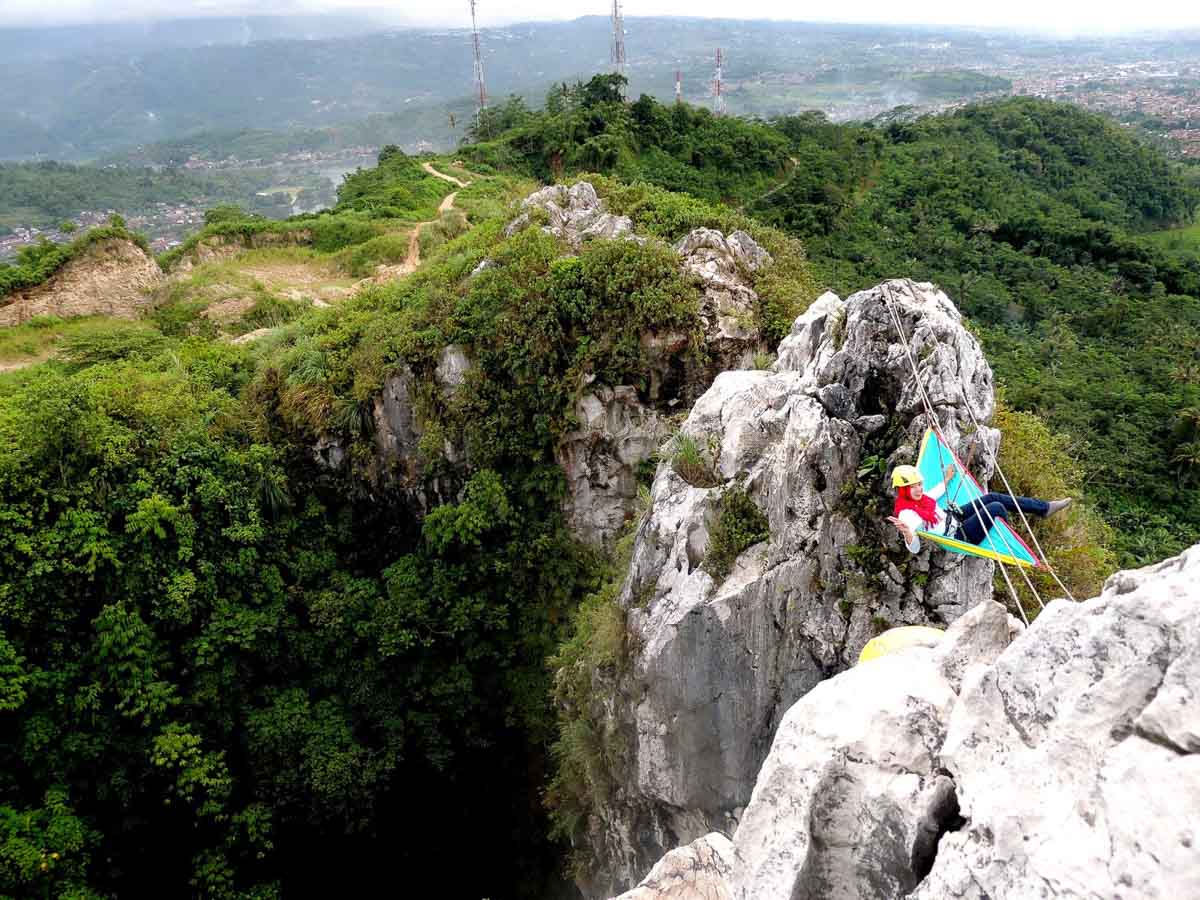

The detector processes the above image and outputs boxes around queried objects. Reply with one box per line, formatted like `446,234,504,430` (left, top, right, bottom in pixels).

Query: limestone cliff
618,542,1200,900
567,279,1007,895
0,238,164,326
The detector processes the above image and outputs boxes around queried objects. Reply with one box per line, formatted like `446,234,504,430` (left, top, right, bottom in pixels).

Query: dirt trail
422,162,471,188
228,166,479,343
368,175,468,282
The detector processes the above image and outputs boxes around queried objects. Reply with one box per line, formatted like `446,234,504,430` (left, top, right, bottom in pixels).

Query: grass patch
669,432,720,487
751,351,776,370
418,209,469,259
1144,220,1200,253
335,232,413,277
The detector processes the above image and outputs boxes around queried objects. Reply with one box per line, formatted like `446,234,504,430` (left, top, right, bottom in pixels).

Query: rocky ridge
616,541,1200,900
568,279,1007,896
326,182,776,546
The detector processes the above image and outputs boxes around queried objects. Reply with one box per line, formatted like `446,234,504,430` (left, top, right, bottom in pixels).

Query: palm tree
1171,439,1200,488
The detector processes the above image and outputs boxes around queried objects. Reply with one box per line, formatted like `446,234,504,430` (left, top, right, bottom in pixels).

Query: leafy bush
704,485,770,581
234,296,303,334
336,232,412,277
993,402,1116,616
56,322,171,369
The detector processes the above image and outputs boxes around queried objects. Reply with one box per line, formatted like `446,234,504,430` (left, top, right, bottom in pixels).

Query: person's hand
887,516,914,544
943,463,956,484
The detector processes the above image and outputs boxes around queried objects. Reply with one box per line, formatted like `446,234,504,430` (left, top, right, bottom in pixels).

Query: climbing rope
955,388,1078,604
888,279,1078,604
880,283,1044,622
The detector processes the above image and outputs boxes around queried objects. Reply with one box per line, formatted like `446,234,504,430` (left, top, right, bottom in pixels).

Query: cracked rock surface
617,543,1200,899
613,833,734,900
582,280,1004,894
911,542,1200,900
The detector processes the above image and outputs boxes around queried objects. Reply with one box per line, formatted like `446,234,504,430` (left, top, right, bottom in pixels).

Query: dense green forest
460,75,793,203
1,86,1198,898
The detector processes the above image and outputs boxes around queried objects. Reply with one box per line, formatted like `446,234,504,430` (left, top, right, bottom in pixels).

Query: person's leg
976,492,1050,518
957,500,1009,545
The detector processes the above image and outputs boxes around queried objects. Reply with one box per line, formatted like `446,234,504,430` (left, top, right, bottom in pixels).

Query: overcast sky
2,0,1199,33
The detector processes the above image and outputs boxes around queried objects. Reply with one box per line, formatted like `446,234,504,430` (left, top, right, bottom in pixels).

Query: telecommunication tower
675,69,682,104
611,1,626,79
713,48,726,116
469,1,488,118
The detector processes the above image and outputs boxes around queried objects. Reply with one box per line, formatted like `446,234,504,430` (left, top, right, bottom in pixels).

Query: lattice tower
469,0,488,116
611,0,626,79
713,48,725,116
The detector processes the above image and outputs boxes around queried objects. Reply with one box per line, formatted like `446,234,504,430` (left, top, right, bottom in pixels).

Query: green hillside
0,90,1197,898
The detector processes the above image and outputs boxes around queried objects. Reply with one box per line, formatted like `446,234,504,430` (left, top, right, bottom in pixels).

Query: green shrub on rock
705,485,770,581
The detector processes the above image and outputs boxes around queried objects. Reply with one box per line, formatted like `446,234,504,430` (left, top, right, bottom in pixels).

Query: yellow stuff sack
857,625,945,664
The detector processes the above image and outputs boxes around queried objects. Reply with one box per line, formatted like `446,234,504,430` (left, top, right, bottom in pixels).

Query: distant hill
0,15,1075,161
0,14,393,63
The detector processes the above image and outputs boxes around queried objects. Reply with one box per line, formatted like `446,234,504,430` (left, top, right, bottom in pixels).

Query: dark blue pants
955,493,1049,545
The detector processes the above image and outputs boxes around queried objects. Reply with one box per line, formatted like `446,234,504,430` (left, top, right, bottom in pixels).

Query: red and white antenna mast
713,48,725,116
611,0,626,80
675,69,682,104
469,0,488,118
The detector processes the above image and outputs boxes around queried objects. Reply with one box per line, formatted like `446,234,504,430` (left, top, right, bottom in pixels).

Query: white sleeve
927,478,947,501
898,509,922,554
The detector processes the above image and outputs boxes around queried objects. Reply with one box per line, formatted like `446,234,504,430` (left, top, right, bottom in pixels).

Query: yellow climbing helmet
891,464,922,488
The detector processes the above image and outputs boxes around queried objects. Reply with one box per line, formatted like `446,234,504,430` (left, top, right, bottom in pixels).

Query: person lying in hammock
886,463,1071,555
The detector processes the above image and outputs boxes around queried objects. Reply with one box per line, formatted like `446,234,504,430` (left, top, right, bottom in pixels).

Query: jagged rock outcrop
732,600,1015,900
578,280,1004,894
911,542,1200,900
504,182,636,249
616,544,1200,900
328,183,779,547
557,386,674,546
613,833,735,900
674,228,771,372
372,365,425,486
0,239,164,326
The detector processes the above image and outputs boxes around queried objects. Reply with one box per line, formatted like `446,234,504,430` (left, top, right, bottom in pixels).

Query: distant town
0,148,379,262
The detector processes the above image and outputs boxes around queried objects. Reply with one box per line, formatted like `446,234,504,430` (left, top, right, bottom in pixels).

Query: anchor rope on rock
880,283,1052,621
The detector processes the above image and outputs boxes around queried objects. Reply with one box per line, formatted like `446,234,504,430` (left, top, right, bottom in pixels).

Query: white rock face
434,344,472,396
505,182,636,249
611,833,735,900
558,386,674,546
732,600,1013,900
912,542,1200,900
373,365,424,485
674,228,772,373
624,544,1200,900
578,280,1005,893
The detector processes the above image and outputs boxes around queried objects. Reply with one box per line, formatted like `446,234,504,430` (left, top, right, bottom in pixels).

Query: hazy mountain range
7,14,1199,162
